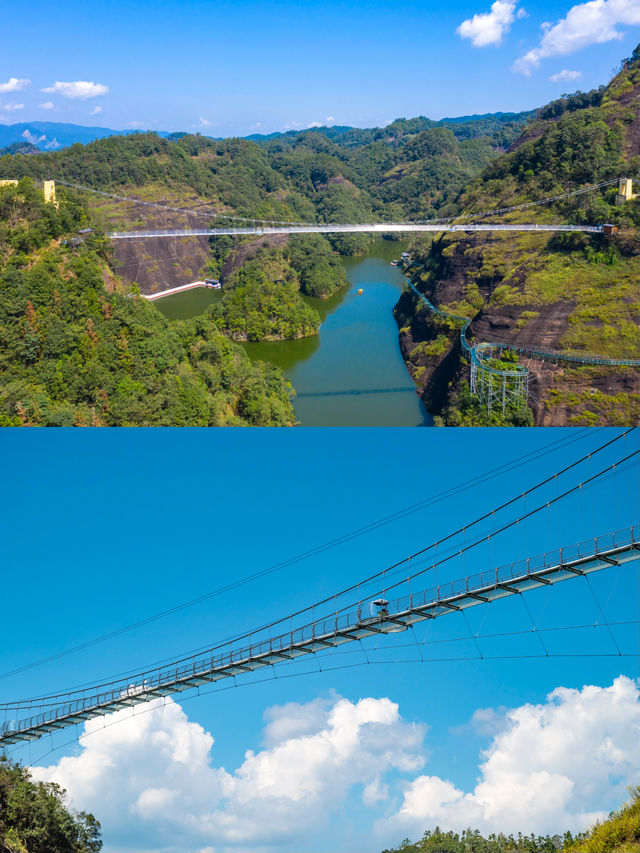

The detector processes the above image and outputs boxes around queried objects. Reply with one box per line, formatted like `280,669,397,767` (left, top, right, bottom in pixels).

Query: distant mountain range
0,112,535,154
0,122,177,154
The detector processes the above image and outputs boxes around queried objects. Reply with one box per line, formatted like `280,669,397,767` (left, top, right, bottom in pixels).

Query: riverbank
142,281,218,300
243,240,431,426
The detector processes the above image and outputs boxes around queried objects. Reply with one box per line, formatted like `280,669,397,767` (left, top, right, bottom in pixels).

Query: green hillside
0,180,295,426
566,786,640,853
399,46,640,427
0,756,101,853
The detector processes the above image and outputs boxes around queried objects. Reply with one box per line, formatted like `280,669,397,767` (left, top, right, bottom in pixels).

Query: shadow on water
155,287,222,320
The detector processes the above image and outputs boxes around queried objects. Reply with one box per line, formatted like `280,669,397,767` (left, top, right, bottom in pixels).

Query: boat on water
390,260,399,266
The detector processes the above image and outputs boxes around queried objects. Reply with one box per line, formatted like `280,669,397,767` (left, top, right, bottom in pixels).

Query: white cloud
2,103,24,112
378,676,640,841
39,101,55,110
22,129,46,144
90,106,102,116
549,69,583,82
513,0,640,75
457,2,523,47
126,121,146,129
325,115,336,123
41,80,109,99
192,117,220,130
31,678,640,852
451,705,509,737
33,694,425,852
0,77,30,93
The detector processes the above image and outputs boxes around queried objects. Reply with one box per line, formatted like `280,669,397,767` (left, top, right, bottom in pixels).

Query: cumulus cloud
39,101,55,110
22,129,46,144
0,77,30,93
90,105,102,116
513,0,640,75
378,676,640,841
41,80,109,99
31,678,639,852
457,2,525,47
33,694,425,852
2,103,24,112
549,69,583,82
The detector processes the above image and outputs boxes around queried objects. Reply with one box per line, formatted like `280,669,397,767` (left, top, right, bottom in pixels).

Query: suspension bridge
1,432,638,748
108,223,606,238
0,527,637,746
55,177,628,239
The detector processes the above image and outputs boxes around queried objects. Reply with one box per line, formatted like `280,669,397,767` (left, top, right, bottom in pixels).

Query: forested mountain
396,46,640,426
0,180,295,426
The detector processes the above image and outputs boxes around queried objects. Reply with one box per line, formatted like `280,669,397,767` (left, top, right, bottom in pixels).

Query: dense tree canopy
0,180,295,426
0,757,101,853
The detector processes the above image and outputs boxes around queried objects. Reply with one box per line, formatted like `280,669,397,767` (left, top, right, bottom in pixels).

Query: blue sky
1,427,638,853
1,0,639,135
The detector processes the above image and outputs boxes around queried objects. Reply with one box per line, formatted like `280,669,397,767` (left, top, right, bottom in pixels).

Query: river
157,239,431,427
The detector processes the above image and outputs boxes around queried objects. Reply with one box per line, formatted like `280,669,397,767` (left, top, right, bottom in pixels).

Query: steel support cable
3,514,637,715
4,444,637,711
0,428,603,685
60,177,623,229
365,451,638,601
56,180,311,227
15,622,639,770
450,178,621,224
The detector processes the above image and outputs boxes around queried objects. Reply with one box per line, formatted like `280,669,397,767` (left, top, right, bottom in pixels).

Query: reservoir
157,240,431,427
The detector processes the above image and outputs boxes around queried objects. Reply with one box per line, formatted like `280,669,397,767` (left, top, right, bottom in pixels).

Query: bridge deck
109,223,604,239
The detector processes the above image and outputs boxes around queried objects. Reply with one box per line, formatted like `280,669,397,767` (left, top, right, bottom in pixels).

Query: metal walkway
408,282,640,368
1,526,637,746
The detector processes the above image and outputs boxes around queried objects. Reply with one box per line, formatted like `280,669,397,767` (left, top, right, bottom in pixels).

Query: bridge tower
43,179,58,207
615,178,636,205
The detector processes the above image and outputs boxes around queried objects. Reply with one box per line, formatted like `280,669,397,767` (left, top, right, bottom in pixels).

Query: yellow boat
357,288,363,295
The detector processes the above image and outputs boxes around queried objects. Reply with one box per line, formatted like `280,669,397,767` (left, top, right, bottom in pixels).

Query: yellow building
0,178,58,206
43,179,58,206
615,178,636,205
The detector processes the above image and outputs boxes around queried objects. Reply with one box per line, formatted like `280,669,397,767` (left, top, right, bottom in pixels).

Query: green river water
157,239,431,426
